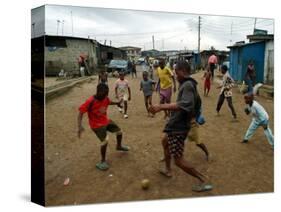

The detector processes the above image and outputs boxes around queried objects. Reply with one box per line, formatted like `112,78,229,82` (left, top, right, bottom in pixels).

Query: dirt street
45,68,274,206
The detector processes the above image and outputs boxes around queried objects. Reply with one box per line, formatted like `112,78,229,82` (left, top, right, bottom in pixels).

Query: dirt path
45,69,274,206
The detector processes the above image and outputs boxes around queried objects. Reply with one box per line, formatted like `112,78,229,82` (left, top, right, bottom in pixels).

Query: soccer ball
141,179,150,190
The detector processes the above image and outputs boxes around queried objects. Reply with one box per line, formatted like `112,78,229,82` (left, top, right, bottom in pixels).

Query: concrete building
141,49,161,58
119,46,141,60
97,44,127,65
44,35,98,76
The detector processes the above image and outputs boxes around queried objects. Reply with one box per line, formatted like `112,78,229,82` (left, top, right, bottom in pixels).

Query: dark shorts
92,120,121,142
167,133,187,158
210,63,215,71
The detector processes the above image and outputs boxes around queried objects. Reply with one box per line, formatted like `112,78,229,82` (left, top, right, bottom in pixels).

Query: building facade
97,44,127,65
44,35,98,76
228,34,274,84
119,46,141,60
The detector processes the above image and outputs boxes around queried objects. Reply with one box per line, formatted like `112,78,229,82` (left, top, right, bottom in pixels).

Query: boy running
216,65,237,120
77,83,130,171
242,93,274,148
140,71,155,117
202,68,211,96
156,59,177,119
149,61,213,192
115,72,131,119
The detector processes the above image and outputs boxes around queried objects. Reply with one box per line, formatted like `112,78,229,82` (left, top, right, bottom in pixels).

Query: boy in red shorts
202,68,211,96
77,83,130,171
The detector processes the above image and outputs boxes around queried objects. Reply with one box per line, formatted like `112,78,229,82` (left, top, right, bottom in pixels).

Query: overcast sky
31,5,274,51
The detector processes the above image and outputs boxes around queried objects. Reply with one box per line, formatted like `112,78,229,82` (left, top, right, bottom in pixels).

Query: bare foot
159,169,172,178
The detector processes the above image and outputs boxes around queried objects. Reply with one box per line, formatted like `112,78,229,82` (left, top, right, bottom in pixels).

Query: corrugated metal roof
227,41,265,49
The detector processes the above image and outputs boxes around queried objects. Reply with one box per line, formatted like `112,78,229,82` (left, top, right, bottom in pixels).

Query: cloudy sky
31,5,274,51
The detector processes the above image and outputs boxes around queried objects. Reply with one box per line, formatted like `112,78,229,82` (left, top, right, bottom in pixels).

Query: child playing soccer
77,83,130,171
156,59,177,119
216,65,237,120
115,72,131,119
242,93,274,148
160,115,210,162
149,61,213,192
140,71,155,117
188,116,209,160
202,68,211,96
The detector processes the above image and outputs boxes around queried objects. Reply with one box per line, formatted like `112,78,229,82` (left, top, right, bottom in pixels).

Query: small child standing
140,71,155,117
115,72,131,119
242,93,274,148
202,68,211,96
77,83,130,171
98,70,108,85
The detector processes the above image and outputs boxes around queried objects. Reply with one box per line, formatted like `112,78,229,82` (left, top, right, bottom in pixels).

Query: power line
90,28,185,37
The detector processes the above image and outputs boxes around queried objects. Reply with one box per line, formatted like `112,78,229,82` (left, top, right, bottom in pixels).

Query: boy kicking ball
77,83,130,171
242,93,274,149
149,61,213,192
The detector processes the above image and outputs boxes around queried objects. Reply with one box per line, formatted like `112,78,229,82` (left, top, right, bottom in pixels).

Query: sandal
192,183,213,192
96,161,109,171
116,145,130,151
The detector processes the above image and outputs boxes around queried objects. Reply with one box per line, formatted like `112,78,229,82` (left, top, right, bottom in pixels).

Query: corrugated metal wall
229,42,265,83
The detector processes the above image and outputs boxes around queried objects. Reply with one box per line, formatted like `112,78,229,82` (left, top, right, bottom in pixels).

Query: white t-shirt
247,100,269,122
115,79,129,96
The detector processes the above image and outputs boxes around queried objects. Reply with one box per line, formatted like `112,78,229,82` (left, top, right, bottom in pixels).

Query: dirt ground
45,67,274,206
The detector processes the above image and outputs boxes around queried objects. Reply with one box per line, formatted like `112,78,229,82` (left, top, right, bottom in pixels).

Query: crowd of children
77,58,274,192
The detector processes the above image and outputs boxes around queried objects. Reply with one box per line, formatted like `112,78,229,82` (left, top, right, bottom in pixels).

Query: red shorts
204,79,211,90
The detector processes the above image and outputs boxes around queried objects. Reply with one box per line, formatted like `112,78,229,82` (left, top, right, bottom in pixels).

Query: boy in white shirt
242,93,274,148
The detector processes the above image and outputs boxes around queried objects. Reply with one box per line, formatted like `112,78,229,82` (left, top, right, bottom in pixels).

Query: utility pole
253,18,257,33
152,35,155,49
71,11,74,36
61,20,65,36
57,20,60,35
230,21,233,44
32,23,35,38
110,40,112,46
198,16,201,53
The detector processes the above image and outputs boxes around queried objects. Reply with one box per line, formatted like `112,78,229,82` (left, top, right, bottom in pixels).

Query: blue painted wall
229,42,265,83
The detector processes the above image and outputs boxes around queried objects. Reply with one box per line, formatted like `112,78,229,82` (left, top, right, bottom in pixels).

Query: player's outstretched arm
149,103,180,114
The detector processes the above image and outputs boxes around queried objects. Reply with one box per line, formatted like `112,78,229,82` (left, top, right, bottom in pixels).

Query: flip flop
159,169,172,178
192,183,213,192
96,162,109,171
116,145,130,151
